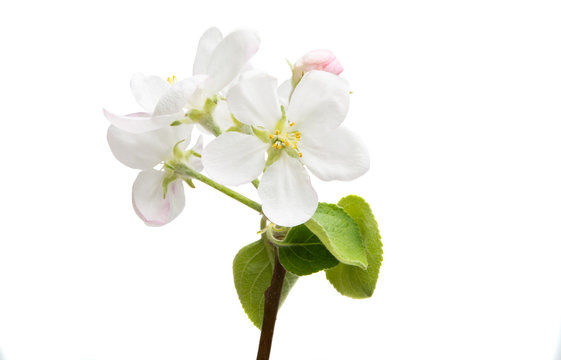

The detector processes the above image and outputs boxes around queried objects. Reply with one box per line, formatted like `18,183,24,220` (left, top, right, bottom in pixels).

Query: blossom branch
256,245,286,360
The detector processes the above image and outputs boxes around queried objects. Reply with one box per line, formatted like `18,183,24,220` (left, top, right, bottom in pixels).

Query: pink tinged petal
132,170,185,226
202,29,261,95
294,49,344,75
227,71,282,129
322,58,344,75
107,124,192,170
258,152,318,227
286,71,350,134
130,73,171,112
299,127,370,181
193,27,223,75
103,109,182,134
277,79,292,108
187,135,204,172
202,132,269,186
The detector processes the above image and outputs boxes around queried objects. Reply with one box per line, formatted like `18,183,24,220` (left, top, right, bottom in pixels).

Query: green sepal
170,120,183,126
203,96,218,113
186,109,206,122
325,195,383,299
264,147,282,168
172,139,186,160
187,99,221,136
251,125,271,142
277,225,339,276
226,117,253,135
184,178,195,188
273,107,287,132
305,203,367,269
285,58,293,70
233,239,298,329
161,173,177,198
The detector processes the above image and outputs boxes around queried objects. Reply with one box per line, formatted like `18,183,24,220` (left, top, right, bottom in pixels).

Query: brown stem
256,246,286,360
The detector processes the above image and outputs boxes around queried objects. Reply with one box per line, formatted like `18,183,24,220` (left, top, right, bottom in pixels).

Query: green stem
171,164,262,213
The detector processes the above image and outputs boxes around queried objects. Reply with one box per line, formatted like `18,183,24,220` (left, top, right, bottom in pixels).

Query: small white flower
103,27,260,134
132,136,203,226
107,118,202,225
104,73,198,134
202,70,369,227
190,27,260,109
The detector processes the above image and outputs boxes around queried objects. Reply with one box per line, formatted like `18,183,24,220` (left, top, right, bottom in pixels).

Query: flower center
268,122,302,157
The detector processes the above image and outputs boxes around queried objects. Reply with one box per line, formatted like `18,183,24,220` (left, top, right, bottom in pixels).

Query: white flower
103,27,260,134
104,73,199,134
107,118,203,225
202,70,369,227
190,27,260,109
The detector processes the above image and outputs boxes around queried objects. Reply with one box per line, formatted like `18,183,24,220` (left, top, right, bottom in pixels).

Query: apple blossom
190,27,260,108
104,27,260,135
202,70,369,227
291,49,344,86
107,115,202,225
132,136,203,226
103,73,199,134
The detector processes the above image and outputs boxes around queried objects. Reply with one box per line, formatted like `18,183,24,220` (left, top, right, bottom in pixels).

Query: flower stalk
168,162,262,213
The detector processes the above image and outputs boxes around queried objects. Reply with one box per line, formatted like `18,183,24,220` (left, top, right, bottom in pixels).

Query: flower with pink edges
292,49,344,86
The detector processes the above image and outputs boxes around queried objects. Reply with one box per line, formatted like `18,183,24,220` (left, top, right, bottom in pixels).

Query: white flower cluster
105,27,369,227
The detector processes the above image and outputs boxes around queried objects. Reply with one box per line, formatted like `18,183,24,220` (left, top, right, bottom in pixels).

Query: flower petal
258,152,318,227
201,29,260,95
132,169,185,226
286,70,349,134
187,135,204,172
183,75,209,109
153,78,203,116
202,132,268,186
193,27,223,75
107,124,192,170
278,79,292,108
227,71,282,129
299,126,369,181
103,109,182,134
130,73,171,112
212,99,235,132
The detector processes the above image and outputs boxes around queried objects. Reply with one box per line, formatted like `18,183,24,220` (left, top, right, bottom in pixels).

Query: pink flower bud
292,49,344,85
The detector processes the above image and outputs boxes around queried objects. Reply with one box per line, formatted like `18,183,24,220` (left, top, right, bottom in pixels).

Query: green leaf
325,195,383,299
233,240,298,329
277,225,339,276
305,203,367,269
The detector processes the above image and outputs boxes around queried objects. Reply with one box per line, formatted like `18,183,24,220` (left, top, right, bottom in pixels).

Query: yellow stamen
275,130,280,135
298,152,303,158
167,75,177,84
269,134,274,139
289,122,295,127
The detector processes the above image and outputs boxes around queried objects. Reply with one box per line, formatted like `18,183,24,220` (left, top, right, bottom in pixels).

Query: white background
1,0,560,359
